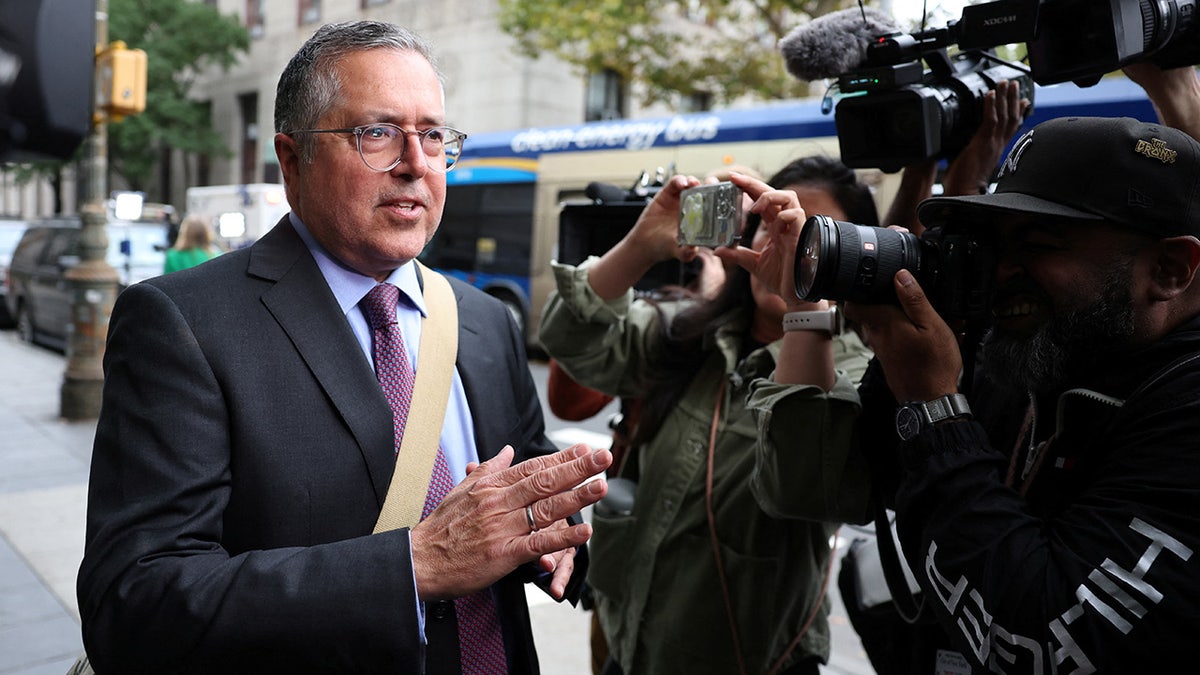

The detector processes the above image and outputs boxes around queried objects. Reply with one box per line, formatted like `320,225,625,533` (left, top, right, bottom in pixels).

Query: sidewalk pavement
0,332,92,674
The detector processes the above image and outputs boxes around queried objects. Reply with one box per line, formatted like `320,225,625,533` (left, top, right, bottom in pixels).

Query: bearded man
846,116,1200,673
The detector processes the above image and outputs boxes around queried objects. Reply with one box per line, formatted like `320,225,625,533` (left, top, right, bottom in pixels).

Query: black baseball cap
918,116,1200,238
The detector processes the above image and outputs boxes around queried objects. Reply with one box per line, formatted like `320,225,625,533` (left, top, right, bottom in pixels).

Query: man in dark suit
77,20,611,674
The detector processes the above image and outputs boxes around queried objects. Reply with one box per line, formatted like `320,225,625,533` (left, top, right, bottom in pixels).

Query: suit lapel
451,284,508,463
252,220,396,506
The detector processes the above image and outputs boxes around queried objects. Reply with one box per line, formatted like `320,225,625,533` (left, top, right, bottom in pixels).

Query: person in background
540,156,877,675
546,164,768,473
833,79,1030,675
846,115,1200,671
544,163,765,675
164,214,221,273
79,20,609,674
836,66,1200,675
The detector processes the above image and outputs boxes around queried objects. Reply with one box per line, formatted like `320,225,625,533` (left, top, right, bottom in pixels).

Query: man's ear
275,132,301,183
1147,235,1200,300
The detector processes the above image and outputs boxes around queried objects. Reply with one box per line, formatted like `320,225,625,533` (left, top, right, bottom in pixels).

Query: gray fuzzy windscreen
779,7,902,81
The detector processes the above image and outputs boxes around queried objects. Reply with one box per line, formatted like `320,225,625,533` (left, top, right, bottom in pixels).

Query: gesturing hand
410,444,611,601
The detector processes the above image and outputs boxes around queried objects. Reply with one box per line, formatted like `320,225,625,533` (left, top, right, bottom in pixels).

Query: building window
585,69,625,122
239,92,259,185
197,101,213,186
298,0,321,25
246,0,265,38
361,0,390,7
681,91,712,114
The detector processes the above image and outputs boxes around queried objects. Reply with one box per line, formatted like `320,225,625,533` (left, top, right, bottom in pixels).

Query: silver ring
525,504,539,533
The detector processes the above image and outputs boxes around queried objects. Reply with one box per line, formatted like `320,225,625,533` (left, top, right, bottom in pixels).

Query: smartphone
677,181,742,248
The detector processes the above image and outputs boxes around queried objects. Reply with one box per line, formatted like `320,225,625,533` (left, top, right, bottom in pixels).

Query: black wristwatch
895,393,972,441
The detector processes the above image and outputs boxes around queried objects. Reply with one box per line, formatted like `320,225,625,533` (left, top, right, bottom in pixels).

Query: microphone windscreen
780,7,901,81
585,181,631,204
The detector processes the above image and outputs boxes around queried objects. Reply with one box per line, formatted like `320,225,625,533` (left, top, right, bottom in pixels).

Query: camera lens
795,215,923,304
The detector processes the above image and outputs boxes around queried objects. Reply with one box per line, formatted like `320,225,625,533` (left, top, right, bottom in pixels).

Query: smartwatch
895,393,972,441
782,306,842,336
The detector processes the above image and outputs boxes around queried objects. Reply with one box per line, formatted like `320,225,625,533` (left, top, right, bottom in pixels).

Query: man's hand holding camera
942,80,1029,197
844,270,962,405
1122,62,1200,141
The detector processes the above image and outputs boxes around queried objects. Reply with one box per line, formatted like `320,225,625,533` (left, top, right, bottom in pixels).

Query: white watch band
782,307,840,335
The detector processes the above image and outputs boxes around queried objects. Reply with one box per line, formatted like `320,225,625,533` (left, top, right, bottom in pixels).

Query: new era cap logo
1134,138,1178,164
999,129,1035,178
1128,188,1154,209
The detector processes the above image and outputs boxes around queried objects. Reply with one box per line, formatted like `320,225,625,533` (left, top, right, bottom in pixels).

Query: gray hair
274,21,443,162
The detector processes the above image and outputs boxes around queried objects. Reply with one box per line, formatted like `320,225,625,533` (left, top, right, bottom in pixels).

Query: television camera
786,0,1200,173
557,171,702,293
819,3,1037,173
1028,0,1200,87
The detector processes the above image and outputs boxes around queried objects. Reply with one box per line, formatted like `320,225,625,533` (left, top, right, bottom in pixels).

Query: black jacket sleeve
893,375,1200,672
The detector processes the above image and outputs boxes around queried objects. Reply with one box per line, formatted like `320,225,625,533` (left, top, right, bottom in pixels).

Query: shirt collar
288,212,428,317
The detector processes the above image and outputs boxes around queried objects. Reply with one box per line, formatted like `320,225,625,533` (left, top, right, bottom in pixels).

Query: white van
185,184,289,250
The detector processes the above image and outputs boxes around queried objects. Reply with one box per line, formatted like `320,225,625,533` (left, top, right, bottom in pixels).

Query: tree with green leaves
497,0,864,108
108,0,249,198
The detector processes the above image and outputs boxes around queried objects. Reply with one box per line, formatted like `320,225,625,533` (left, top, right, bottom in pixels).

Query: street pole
61,0,120,420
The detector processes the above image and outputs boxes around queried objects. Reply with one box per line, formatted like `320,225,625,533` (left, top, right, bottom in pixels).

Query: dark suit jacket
78,218,572,674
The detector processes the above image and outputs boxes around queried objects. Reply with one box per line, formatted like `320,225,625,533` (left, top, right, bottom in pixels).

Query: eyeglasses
288,123,467,173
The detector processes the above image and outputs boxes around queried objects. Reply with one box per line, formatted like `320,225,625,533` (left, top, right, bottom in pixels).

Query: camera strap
704,376,836,675
864,322,988,624
871,491,926,623
372,262,458,533
704,377,748,675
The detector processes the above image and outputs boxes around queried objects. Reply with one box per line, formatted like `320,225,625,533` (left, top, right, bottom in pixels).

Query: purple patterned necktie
362,283,508,674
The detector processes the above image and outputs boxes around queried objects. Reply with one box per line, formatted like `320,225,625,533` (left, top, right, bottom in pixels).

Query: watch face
896,405,922,441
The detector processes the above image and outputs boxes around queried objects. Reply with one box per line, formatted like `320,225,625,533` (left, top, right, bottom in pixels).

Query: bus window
477,184,535,277
428,183,536,276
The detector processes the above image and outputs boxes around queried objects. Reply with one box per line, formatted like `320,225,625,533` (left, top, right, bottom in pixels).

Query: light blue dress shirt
288,213,481,482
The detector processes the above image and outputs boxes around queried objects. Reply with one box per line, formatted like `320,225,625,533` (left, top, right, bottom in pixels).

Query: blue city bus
426,77,1158,345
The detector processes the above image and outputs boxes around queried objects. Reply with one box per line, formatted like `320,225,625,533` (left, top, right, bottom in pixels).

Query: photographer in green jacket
539,158,875,674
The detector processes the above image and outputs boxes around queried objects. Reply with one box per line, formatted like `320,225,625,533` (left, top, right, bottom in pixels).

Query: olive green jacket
539,260,873,674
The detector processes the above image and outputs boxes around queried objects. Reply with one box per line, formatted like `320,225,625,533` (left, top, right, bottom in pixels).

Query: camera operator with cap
842,115,1200,672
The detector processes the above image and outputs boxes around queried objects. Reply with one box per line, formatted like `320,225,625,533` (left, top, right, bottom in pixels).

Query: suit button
432,600,451,620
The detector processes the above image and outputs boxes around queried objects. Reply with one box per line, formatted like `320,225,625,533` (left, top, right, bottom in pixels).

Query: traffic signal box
97,40,147,120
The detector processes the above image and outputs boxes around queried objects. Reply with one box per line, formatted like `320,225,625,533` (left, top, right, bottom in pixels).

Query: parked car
0,218,29,327
5,216,168,349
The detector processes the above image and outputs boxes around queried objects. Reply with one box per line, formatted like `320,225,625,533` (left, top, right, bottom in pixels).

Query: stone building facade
190,0,647,189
